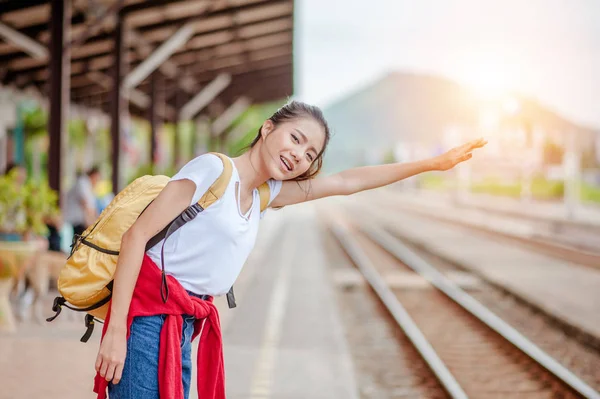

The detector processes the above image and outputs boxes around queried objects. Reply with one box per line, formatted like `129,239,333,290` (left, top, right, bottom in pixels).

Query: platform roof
0,0,295,120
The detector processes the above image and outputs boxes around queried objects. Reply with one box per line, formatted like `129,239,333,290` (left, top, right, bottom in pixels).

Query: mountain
321,71,598,174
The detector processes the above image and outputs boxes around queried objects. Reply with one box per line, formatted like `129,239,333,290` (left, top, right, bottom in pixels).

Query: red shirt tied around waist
93,254,226,399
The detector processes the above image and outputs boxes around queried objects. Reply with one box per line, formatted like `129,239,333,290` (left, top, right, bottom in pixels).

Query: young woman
94,101,486,399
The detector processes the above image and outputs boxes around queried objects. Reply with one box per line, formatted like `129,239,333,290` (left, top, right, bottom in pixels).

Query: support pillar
48,0,71,205
174,88,187,168
149,71,160,172
110,10,124,194
0,123,6,173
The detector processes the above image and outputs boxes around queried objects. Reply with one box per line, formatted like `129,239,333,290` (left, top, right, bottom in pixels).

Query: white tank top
146,153,282,296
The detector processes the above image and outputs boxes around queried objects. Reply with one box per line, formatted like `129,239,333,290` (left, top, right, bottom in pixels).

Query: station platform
350,193,600,346
0,204,359,399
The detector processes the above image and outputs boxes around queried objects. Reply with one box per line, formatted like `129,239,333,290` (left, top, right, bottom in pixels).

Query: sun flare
459,55,518,100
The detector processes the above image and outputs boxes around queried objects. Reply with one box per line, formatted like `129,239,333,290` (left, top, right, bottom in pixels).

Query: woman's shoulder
264,179,283,200
174,153,224,176
265,178,282,186
183,153,225,171
169,154,228,191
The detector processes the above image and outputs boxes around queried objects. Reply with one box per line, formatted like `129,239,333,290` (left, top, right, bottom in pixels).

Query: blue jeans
108,314,196,399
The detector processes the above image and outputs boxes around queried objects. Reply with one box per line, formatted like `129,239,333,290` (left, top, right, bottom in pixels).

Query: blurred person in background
95,182,115,215
66,166,101,238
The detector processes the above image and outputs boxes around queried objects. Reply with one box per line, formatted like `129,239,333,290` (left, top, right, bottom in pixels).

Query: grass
418,174,600,204
581,183,600,203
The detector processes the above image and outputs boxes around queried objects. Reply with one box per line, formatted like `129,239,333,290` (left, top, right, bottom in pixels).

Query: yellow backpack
47,153,270,342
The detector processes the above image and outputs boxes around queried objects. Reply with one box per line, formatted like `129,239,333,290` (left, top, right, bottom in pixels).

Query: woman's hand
95,325,127,384
434,138,487,171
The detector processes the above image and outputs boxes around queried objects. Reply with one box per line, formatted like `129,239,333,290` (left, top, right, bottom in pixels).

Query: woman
95,101,486,398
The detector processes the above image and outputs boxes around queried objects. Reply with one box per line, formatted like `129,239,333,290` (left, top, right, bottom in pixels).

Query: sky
294,0,600,129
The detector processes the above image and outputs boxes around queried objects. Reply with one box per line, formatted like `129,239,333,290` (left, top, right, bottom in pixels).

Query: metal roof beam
19,11,86,41
70,0,121,48
5,17,291,74
83,71,176,120
0,0,49,14
180,73,231,120
29,45,290,88
0,21,48,59
127,29,199,94
70,0,204,95
211,96,251,137
123,22,195,89
121,0,191,15
191,54,291,83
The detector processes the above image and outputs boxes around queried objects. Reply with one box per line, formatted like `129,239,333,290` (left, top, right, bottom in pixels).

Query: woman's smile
280,155,294,172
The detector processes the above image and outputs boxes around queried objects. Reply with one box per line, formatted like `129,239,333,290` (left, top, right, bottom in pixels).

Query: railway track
351,193,600,353
324,208,600,399
365,191,600,269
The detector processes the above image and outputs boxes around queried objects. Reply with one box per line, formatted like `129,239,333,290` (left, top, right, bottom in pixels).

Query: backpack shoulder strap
198,152,233,209
205,152,271,212
144,152,232,253
258,182,270,212
149,152,233,303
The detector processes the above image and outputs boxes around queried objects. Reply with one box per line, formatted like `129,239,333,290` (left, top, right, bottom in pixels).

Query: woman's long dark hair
248,100,331,181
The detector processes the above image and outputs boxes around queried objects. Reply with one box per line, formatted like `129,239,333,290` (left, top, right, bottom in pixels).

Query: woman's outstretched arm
271,138,487,207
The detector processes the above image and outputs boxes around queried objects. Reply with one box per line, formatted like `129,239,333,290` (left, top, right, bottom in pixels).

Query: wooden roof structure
0,0,295,195
0,0,294,120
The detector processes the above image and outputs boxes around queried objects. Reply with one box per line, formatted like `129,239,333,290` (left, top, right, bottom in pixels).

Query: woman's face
260,117,325,180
